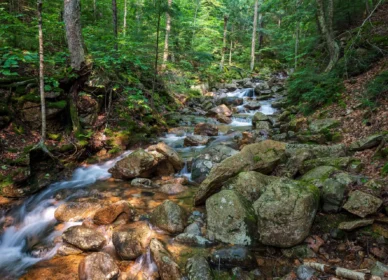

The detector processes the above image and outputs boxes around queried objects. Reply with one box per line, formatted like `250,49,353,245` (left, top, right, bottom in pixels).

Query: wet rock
244,101,261,110
219,97,244,106
62,226,106,251
149,239,182,280
184,135,210,147
78,252,120,280
159,183,188,195
112,221,152,260
322,178,346,213
150,200,186,234
223,171,277,202
343,190,383,218
191,145,238,184
206,190,257,245
209,246,255,268
370,261,388,278
149,142,184,171
338,219,374,231
93,200,135,225
252,112,272,128
253,178,319,248
194,123,219,136
308,118,339,133
131,178,155,188
215,113,232,124
174,233,212,246
254,121,272,131
184,222,202,236
349,134,383,151
186,255,213,280
109,149,156,179
55,201,101,222
194,140,286,205
207,104,232,117
57,243,83,256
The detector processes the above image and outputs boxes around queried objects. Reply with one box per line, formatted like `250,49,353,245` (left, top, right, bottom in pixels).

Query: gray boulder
150,239,182,280
308,118,339,133
150,200,186,234
206,190,257,245
322,178,346,213
253,178,319,247
343,190,383,218
78,252,120,280
349,134,383,151
62,226,106,251
186,255,213,280
209,246,255,268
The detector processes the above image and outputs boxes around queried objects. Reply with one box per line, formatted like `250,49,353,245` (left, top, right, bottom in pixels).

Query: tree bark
112,0,118,50
123,0,127,36
63,0,85,71
250,0,259,71
316,0,339,72
294,0,302,69
37,0,46,143
93,0,97,21
152,0,162,105
162,0,172,71
220,14,228,71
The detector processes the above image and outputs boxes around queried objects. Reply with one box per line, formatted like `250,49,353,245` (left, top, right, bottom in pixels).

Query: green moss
253,155,262,162
15,93,40,103
381,162,388,176
47,100,67,109
48,133,61,141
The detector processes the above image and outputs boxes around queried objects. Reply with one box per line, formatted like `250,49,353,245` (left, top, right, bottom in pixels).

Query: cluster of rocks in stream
21,76,388,280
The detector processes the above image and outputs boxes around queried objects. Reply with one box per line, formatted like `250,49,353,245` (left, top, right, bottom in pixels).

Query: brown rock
93,200,135,225
78,252,120,280
55,202,102,222
194,123,219,136
150,239,182,280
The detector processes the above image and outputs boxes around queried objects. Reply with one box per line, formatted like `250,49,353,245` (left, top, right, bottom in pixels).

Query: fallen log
304,262,382,280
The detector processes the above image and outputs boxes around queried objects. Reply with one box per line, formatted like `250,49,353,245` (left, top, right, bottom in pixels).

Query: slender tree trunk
191,0,200,48
250,0,259,71
93,0,97,21
37,0,46,143
294,0,302,69
112,0,118,50
258,13,264,50
316,0,339,72
64,0,85,71
220,14,228,72
152,0,162,101
229,39,233,66
123,0,127,36
162,0,172,71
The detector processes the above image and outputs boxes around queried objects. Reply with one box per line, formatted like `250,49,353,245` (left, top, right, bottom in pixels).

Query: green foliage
287,67,343,114
381,162,388,176
362,70,388,108
0,47,38,76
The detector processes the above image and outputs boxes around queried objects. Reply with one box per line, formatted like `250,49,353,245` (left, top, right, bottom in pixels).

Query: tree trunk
229,39,233,66
112,0,118,50
316,0,339,72
123,0,127,36
152,0,162,105
191,0,200,48
294,0,302,69
37,0,46,143
93,0,97,21
220,14,228,72
64,0,85,71
162,0,172,71
250,0,259,71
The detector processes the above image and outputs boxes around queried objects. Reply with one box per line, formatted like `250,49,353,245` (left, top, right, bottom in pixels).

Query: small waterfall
128,248,158,279
178,160,191,181
0,151,131,277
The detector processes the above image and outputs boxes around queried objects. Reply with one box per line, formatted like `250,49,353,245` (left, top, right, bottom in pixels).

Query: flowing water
0,87,278,278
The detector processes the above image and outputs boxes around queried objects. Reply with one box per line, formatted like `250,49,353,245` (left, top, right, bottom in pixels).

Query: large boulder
62,226,106,251
194,123,219,136
149,239,182,280
252,112,272,129
321,179,346,213
150,200,186,234
78,252,120,280
186,255,213,280
285,143,347,158
112,221,152,260
191,144,238,184
93,200,135,225
194,140,286,205
343,190,383,218
55,201,101,222
206,190,257,245
253,178,319,248
244,100,261,110
109,144,183,180
223,171,277,202
109,149,156,179
300,157,362,174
